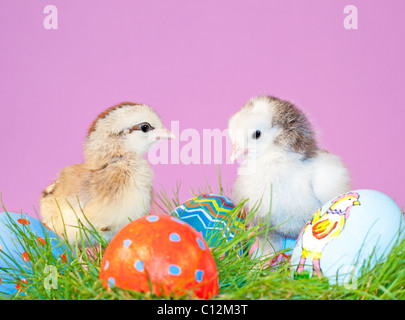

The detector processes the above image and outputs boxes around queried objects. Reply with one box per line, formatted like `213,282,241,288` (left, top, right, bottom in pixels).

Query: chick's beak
230,144,248,163
150,128,175,141
353,200,360,206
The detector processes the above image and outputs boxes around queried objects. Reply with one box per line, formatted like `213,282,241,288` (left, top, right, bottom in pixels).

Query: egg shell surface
170,193,244,248
99,214,219,299
291,189,405,285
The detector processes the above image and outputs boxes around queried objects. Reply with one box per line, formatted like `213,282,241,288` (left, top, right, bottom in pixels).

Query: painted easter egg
99,214,219,299
170,194,244,248
0,212,70,296
291,190,405,285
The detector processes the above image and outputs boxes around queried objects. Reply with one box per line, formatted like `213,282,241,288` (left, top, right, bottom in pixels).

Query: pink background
1,0,404,216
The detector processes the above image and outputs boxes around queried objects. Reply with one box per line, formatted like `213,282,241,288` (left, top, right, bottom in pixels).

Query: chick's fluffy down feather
40,156,153,245
40,102,173,246
229,96,351,257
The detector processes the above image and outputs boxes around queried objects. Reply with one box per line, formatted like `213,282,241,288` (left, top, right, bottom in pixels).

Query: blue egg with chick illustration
291,189,405,285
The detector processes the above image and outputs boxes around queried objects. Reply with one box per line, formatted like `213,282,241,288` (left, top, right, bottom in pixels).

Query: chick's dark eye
253,130,261,139
141,124,151,133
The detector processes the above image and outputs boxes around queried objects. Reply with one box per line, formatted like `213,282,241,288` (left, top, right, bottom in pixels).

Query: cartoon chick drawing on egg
296,192,361,278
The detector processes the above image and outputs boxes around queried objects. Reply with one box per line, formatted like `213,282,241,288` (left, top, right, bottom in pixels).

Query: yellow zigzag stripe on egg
186,200,229,218
190,197,233,216
188,197,244,231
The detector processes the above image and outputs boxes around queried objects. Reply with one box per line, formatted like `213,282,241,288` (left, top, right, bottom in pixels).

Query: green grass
1,176,405,300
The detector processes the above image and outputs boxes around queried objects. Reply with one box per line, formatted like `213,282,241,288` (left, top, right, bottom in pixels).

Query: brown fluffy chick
40,102,174,245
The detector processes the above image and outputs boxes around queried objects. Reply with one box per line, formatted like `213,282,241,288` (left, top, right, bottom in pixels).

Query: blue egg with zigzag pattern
170,194,245,250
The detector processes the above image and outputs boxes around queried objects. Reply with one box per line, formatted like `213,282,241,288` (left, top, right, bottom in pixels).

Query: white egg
290,189,405,285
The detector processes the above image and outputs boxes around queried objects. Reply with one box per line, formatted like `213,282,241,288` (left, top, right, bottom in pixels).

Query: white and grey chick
40,102,174,245
228,96,351,257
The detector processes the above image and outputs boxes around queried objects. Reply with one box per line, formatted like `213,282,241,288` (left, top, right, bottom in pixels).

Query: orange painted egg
99,214,219,299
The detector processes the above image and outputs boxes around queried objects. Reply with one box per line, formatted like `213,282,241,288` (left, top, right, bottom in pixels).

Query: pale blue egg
0,212,70,296
291,189,405,285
